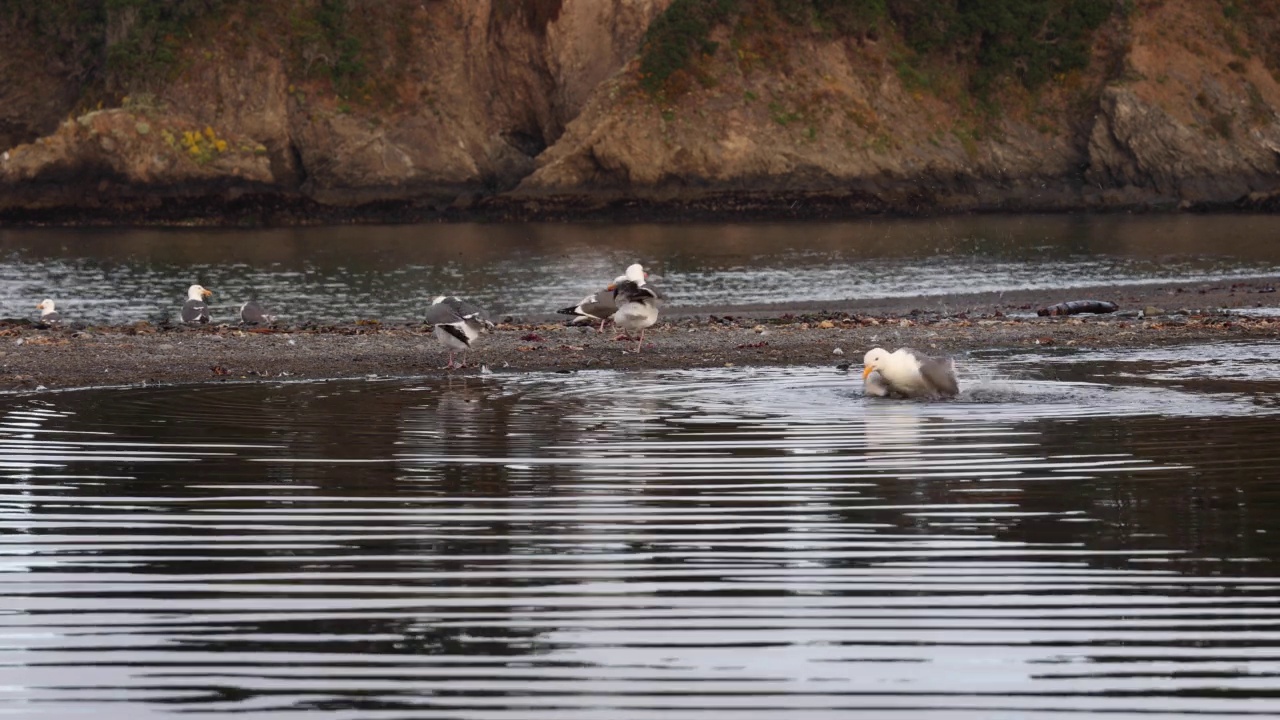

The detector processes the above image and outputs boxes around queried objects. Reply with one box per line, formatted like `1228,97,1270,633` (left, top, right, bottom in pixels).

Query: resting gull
557,273,629,332
181,284,213,324
35,299,61,325
862,347,959,399
425,295,494,369
240,299,277,325
608,263,659,353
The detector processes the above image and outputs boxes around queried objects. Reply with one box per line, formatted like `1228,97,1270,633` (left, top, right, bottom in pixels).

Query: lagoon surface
3,214,1280,325
2,343,1280,718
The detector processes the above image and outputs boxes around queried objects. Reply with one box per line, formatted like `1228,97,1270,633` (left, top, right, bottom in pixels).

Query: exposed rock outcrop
1084,1,1280,205
2,0,1279,223
1,109,272,212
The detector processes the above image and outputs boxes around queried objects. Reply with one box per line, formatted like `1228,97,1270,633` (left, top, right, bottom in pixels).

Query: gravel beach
1,277,1275,392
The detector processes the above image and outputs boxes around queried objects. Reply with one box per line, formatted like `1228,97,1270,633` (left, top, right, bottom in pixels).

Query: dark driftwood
1037,300,1119,317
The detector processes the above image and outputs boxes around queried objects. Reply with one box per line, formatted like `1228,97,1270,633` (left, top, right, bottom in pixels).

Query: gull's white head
36,299,56,314
862,347,890,379
624,263,647,284
187,284,213,301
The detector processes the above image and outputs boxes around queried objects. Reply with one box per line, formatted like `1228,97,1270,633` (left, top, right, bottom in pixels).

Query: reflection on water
1,343,1280,717
2,214,1280,324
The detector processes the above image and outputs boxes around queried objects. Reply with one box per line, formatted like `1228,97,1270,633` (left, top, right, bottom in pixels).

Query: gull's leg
635,329,645,354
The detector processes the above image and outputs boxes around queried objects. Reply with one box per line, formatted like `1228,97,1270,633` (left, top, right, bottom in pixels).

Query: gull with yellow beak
182,284,213,324
35,299,61,325
862,347,959,399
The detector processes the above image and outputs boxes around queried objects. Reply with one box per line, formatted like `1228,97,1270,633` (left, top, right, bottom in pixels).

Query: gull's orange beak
34,303,41,309
862,365,874,379
606,283,616,291
202,288,213,298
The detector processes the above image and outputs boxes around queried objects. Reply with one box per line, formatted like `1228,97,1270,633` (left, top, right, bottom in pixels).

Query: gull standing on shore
35,299,61,325
861,347,960,399
240,299,277,325
425,295,494,369
609,263,659,353
182,285,213,324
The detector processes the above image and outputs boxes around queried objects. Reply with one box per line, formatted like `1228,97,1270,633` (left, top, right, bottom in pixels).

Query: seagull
240,300,277,325
424,295,494,369
35,299,61,325
557,273,629,332
608,263,659,353
862,347,959,399
182,284,213,324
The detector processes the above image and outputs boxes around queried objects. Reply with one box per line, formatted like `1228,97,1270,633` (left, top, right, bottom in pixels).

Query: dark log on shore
1037,300,1120,316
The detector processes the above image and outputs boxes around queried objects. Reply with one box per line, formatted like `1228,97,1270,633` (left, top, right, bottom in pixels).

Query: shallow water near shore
2,213,1280,324
2,342,1280,718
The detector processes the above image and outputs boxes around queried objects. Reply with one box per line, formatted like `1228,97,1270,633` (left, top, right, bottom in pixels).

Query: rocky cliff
2,0,1279,224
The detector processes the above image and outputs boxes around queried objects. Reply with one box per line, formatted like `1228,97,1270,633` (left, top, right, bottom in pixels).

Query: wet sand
1,277,1275,392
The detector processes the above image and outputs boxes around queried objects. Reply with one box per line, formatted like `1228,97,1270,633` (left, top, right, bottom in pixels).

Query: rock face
1,109,273,213
521,0,1280,213
1083,2,1280,206
2,0,1280,222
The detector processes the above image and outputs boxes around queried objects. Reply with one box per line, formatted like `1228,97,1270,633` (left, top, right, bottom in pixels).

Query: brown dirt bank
2,190,1278,229
1,278,1275,393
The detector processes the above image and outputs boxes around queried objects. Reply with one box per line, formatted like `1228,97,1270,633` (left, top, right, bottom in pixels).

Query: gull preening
182,284,213,324
239,300,277,325
558,273,629,332
608,263,659,353
862,347,959,399
35,299,61,325
425,295,494,369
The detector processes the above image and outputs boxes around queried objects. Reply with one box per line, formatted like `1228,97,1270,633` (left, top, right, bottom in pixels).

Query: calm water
2,342,1280,717
2,214,1280,324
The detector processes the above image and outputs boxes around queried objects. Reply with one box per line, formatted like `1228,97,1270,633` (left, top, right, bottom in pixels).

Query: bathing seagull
240,299,277,325
608,263,659,353
182,284,213,324
862,347,959,399
557,273,630,332
425,295,494,369
35,299,61,325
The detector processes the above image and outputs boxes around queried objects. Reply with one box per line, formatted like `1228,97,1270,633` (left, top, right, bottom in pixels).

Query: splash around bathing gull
862,347,961,399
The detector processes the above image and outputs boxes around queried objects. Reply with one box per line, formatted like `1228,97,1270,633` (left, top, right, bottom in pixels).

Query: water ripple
0,347,1279,717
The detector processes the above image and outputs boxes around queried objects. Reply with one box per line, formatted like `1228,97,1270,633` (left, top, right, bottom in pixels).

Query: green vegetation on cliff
3,0,223,92
0,0,411,106
638,0,1115,98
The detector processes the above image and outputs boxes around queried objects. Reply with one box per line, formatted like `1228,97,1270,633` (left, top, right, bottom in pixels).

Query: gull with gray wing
861,347,959,399
425,295,494,369
182,284,213,324
240,299,277,325
608,263,660,353
35,299,61,325
557,273,629,332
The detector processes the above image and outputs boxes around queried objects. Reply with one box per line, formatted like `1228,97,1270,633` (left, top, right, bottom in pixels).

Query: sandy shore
1,277,1275,392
